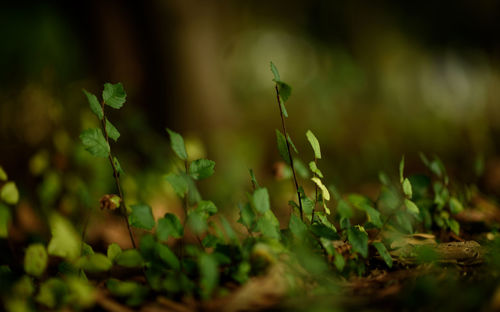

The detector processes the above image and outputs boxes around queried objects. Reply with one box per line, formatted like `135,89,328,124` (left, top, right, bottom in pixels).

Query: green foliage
275,129,290,165
189,159,215,180
199,253,219,299
306,130,321,159
165,172,189,197
115,249,144,268
129,204,155,231
157,213,184,241
0,182,19,205
83,89,103,120
166,128,188,160
24,244,48,277
373,242,392,268
0,166,7,181
79,128,110,158
105,119,120,141
347,226,368,258
77,253,112,272
102,82,127,109
107,243,122,262
252,187,270,214
0,203,10,238
47,213,81,260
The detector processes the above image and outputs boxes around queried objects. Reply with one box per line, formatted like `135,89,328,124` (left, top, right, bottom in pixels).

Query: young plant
270,62,303,220
81,83,136,247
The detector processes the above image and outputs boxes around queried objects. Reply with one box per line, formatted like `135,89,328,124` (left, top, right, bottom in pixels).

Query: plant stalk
101,102,136,248
274,85,303,220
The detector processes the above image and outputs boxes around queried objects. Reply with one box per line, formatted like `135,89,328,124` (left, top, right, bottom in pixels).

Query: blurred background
2,0,500,243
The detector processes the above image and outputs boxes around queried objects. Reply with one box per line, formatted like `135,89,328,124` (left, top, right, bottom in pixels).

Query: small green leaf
306,130,321,159
166,128,187,160
105,119,120,142
114,157,125,176
197,200,218,216
286,133,298,154
0,204,10,237
106,279,148,306
448,218,460,235
187,210,208,235
249,169,260,189
280,102,288,118
199,253,219,299
115,249,144,268
404,199,420,217
157,213,183,241
333,251,345,271
47,213,81,261
102,83,126,109
270,61,281,81
36,278,68,308
189,159,215,180
1,182,19,205
24,244,48,277
238,202,255,230
165,173,189,198
252,188,270,214
83,89,103,120
78,253,112,272
373,242,393,268
364,206,383,228
256,218,280,239
289,214,308,238
347,226,368,258
337,199,353,219
311,177,330,202
449,197,464,214
276,81,292,103
402,178,412,198
156,243,180,270
107,243,122,262
275,130,290,165
80,128,110,158
399,156,405,183
129,204,155,231
309,161,323,178
0,166,7,181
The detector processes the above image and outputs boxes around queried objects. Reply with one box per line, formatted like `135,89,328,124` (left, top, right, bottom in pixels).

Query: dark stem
275,85,303,220
100,102,136,248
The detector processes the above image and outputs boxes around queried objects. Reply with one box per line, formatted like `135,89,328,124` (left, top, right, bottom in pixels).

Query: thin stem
274,85,303,220
100,102,136,248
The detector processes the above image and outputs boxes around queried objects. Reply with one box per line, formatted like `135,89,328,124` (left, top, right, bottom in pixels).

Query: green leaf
187,210,208,235
373,242,393,268
114,157,125,176
256,218,280,239
270,61,281,81
249,169,260,189
0,181,19,205
399,156,405,183
107,243,122,262
157,213,184,241
333,251,345,271
80,128,110,158
115,249,144,268
0,204,10,238
82,89,103,120
78,253,112,272
449,197,464,214
189,159,215,180
252,188,270,214
337,199,353,219
0,166,7,181
36,278,68,308
404,199,420,217
280,101,289,118
47,213,81,260
106,279,148,306
238,202,255,229
165,172,189,198
105,119,120,142
166,128,187,160
197,200,218,216
306,130,321,159
347,226,368,258
199,253,219,299
402,178,412,198
276,81,292,103
286,133,298,154
156,243,180,270
24,244,48,277
129,204,155,231
448,218,460,235
364,206,383,228
102,82,126,109
309,161,323,178
289,214,308,238
275,130,290,165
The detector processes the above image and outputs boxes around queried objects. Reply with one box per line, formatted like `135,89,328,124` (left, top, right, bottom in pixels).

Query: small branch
100,102,136,248
274,85,303,220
